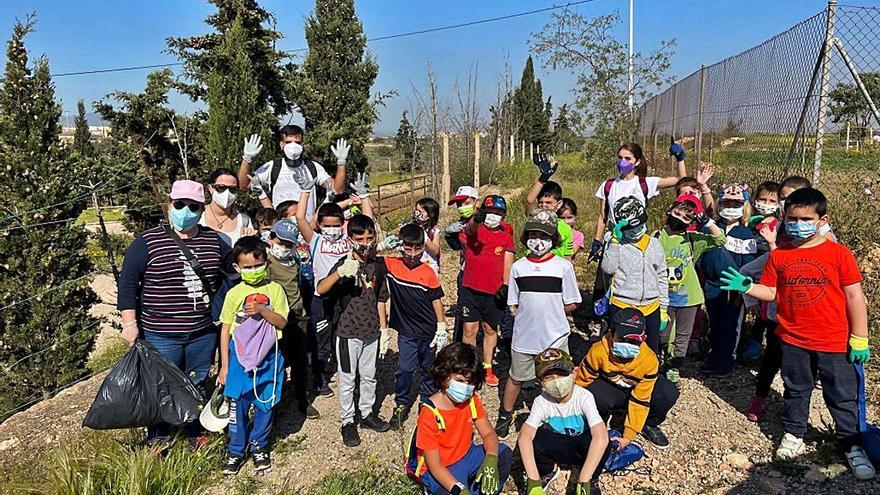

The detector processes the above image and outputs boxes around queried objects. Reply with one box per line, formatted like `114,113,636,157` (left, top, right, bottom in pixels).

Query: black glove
587,239,604,262
495,284,509,304
693,212,710,227
473,208,487,225
533,153,558,183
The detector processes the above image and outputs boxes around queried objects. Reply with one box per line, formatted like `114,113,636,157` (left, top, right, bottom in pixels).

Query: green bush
284,463,421,495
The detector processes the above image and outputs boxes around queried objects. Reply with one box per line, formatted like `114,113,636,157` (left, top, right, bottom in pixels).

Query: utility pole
628,0,634,110
85,180,120,283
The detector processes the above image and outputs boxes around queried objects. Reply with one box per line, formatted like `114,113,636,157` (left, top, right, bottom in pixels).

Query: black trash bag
83,339,205,430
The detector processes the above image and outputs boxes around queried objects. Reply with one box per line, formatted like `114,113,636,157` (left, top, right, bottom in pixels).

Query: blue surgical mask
169,205,201,232
612,342,641,360
785,219,819,239
446,379,475,403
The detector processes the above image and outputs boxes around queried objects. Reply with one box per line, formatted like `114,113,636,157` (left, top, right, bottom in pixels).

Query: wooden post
509,134,514,163
387,157,391,172
530,142,534,159
846,122,851,151
441,133,450,206
474,133,481,189
496,136,502,163
521,140,525,161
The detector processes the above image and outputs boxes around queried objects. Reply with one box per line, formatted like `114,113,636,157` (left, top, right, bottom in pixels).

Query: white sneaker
846,445,876,481
775,433,805,460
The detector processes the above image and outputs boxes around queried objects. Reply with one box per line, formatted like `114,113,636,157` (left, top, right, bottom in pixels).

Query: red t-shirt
415,395,487,472
760,240,862,352
459,224,515,294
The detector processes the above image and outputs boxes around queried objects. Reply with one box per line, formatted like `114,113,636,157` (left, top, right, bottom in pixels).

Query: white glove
331,138,351,165
336,254,360,278
380,234,403,251
351,172,370,198
247,173,264,196
445,221,464,235
291,164,318,191
430,322,449,351
379,327,392,358
242,134,263,163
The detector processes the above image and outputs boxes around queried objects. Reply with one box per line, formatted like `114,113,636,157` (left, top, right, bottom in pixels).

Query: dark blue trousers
395,334,436,408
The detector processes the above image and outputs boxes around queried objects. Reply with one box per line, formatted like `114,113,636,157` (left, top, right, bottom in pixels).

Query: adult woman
199,168,255,248
118,179,233,446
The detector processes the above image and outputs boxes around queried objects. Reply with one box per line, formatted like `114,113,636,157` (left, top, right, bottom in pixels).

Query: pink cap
169,180,205,203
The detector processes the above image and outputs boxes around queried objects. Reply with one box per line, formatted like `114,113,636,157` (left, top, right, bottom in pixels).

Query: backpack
268,157,326,204
404,397,478,482
603,429,646,472
603,177,649,224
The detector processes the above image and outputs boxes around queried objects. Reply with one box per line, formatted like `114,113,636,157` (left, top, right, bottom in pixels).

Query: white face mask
211,189,237,209
720,207,744,221
754,202,778,216
484,213,502,229
526,238,553,256
283,142,303,160
270,242,292,261
322,226,343,241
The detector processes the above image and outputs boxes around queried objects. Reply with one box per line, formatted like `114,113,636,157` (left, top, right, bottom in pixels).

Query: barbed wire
1,318,105,375
0,271,97,313
0,367,108,421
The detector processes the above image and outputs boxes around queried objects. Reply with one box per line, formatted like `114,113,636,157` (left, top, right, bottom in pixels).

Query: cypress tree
394,110,418,173
0,16,98,415
514,56,551,150
72,99,93,156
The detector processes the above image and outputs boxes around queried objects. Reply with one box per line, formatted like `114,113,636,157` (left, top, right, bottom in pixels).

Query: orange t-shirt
760,240,862,353
415,395,487,470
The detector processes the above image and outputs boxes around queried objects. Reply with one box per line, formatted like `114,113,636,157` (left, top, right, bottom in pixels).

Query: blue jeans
421,444,512,495
395,334,436,408
705,296,745,373
143,329,216,441
227,392,275,457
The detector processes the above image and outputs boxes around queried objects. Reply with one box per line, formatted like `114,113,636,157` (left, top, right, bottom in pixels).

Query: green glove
720,267,753,293
612,219,630,243
659,308,669,332
475,453,499,495
575,481,591,495
747,215,765,229
849,335,871,364
526,478,545,495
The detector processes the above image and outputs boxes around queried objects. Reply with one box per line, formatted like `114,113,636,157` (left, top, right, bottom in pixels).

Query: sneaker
494,414,513,440
390,405,408,431
252,447,271,471
540,467,560,487
341,423,361,447
299,400,320,420
641,425,670,449
745,396,767,423
485,368,500,387
775,433,805,460
316,384,334,397
846,445,876,480
665,368,680,384
223,454,246,475
361,413,391,432
743,340,762,360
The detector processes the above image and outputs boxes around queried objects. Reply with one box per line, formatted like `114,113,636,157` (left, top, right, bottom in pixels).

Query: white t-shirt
508,255,581,354
198,212,252,249
525,385,604,437
594,176,661,225
253,158,332,220
310,233,351,293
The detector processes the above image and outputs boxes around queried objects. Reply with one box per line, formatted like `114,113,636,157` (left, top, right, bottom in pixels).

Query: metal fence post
652,93,661,166
670,84,678,173
813,0,838,185
697,65,706,167
496,136,502,163
509,134,514,164
441,133,450,206
474,133,481,189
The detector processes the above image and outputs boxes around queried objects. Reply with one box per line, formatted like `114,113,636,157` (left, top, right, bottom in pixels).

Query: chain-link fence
638,0,880,331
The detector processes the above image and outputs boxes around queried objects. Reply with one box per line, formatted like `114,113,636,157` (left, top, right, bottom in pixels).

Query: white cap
448,185,480,205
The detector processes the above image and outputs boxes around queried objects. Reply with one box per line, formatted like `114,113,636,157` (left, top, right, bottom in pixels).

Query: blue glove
587,239,604,262
611,219,629,243
669,142,686,161
720,268,753,293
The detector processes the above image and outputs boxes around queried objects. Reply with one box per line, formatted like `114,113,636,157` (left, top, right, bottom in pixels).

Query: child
600,196,669,354
459,195,515,387
265,219,319,420
524,155,574,259
779,176,836,240
254,207,279,243
317,214,392,446
412,197,442,273
656,194,725,382
702,183,757,376
575,308,680,449
519,348,608,495
495,210,581,440
296,194,349,397
415,343,512,495
673,162,716,216
218,236,289,474
559,198,585,259
444,186,481,343
384,224,447,430
721,188,875,480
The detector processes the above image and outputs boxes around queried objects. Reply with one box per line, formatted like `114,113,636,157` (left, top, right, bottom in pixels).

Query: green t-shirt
220,280,289,338
267,254,307,321
552,219,575,258
656,229,725,307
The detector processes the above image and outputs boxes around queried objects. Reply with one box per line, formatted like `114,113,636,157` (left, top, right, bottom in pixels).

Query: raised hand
351,172,370,198
720,267,753,293
291,164,318,191
669,142,686,162
380,234,403,251
331,138,351,165
336,253,360,278
533,153,559,182
242,134,263,163
697,163,714,187
445,221,465,235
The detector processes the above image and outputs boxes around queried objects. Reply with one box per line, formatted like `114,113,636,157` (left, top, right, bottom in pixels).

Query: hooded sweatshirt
601,235,669,310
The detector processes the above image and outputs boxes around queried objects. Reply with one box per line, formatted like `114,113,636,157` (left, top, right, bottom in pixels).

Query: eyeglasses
212,184,239,193
172,201,202,212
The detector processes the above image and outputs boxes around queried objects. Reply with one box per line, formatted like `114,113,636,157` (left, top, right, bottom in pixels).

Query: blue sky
0,0,867,135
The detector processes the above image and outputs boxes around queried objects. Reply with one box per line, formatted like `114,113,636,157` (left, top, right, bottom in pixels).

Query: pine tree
0,16,98,415
394,110,418,173
290,0,381,173
514,56,551,150
72,99,93,156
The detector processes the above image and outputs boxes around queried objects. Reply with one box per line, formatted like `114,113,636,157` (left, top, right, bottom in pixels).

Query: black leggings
533,427,610,480
754,322,781,399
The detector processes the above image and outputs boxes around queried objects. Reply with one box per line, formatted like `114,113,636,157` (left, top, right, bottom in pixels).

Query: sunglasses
172,200,202,212
212,184,239,193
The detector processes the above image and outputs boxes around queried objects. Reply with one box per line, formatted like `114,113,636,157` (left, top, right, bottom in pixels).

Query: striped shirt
118,225,232,333
381,257,443,340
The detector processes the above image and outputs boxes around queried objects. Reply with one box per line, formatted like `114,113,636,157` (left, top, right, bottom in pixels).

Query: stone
755,476,786,495
723,452,752,470
804,467,827,483
821,463,848,478
0,437,19,451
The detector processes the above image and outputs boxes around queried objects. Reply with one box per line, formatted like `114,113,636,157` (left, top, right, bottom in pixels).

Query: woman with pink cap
117,179,234,448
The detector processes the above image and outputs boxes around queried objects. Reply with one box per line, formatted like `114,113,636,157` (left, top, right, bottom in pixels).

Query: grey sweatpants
336,335,379,426
660,305,699,360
